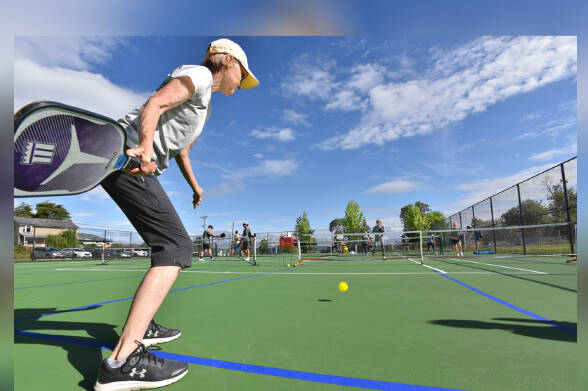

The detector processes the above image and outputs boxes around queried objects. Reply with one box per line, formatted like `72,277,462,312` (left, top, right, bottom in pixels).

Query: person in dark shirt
450,222,464,257
372,219,385,259
241,222,256,265
200,225,219,261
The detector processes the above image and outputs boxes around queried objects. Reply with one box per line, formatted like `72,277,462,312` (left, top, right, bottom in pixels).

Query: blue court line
15,330,463,391
436,272,577,336
15,275,141,290
14,263,315,323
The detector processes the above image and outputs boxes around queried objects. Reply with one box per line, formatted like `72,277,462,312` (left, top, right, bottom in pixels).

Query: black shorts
101,171,193,269
241,240,250,250
203,243,211,250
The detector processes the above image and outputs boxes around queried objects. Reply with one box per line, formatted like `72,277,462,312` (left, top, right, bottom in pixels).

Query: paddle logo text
21,141,56,165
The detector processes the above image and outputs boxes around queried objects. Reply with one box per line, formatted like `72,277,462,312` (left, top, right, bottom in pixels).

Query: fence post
560,163,575,254
489,197,497,253
471,206,478,251
516,184,527,255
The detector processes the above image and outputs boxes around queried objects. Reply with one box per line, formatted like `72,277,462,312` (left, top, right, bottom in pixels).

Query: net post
102,229,106,263
330,232,333,256
253,235,257,263
297,232,302,263
419,230,424,263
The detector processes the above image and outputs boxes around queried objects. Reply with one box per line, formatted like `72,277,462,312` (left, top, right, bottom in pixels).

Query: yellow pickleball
338,281,349,292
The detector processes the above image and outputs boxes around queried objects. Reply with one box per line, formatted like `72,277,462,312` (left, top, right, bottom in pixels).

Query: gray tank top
118,65,213,175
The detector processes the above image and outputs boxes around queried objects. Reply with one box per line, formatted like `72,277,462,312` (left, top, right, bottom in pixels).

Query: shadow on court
437,258,577,293
15,306,118,390
429,317,576,342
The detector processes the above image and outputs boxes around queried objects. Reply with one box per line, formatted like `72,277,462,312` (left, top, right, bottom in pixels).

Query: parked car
132,248,149,257
110,248,131,258
62,248,93,258
30,247,66,260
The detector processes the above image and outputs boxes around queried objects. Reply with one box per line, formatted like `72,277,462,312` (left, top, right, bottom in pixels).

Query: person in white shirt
95,38,259,391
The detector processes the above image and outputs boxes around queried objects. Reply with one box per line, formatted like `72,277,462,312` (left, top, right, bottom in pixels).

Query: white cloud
314,36,577,150
219,159,298,181
206,181,245,198
346,63,388,93
451,163,560,211
15,37,124,71
281,54,337,100
251,127,296,142
365,179,420,194
325,90,367,111
245,159,299,177
74,213,97,217
253,153,264,159
15,58,149,119
529,142,577,161
14,37,150,119
282,109,310,126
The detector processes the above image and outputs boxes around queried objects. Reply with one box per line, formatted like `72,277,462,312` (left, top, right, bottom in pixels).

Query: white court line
55,268,549,276
393,252,447,274
56,268,147,272
447,258,547,274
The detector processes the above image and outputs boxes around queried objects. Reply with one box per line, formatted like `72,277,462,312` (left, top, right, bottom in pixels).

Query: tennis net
419,222,576,257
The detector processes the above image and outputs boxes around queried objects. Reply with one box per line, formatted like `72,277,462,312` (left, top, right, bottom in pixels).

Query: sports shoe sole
94,367,188,391
142,331,181,347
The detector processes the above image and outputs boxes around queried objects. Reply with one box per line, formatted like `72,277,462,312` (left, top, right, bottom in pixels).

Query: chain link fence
445,157,577,254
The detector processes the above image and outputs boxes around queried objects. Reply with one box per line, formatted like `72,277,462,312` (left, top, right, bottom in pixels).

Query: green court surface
14,254,577,390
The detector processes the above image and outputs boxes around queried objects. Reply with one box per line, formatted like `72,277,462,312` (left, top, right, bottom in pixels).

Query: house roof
77,232,112,242
14,216,78,230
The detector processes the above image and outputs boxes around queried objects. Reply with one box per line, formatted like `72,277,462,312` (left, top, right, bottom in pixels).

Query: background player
241,222,256,265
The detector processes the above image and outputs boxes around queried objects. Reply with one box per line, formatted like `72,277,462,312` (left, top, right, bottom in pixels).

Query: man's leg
109,265,180,360
97,172,192,390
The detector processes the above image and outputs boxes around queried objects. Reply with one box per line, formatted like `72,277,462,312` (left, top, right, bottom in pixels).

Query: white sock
106,358,127,368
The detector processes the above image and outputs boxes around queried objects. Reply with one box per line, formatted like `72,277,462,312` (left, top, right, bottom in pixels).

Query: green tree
415,201,430,215
425,211,446,230
34,201,71,220
545,181,577,223
360,216,369,232
295,211,316,253
469,217,488,228
329,218,345,233
342,201,365,234
400,201,430,223
499,199,550,226
400,202,444,232
14,202,34,217
404,205,430,233
258,238,270,254
110,243,125,248
46,229,79,249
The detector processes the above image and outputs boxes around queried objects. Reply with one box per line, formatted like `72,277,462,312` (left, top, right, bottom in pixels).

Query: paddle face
14,101,136,197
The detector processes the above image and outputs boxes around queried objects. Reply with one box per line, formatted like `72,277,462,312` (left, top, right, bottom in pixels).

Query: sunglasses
236,60,247,82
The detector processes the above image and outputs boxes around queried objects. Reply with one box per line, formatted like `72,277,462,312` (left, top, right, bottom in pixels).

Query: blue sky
14,36,577,237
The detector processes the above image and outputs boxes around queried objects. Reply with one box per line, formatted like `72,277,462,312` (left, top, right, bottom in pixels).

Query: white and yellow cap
207,38,259,90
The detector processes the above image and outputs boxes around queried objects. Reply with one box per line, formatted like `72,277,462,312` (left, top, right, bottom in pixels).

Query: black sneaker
142,320,181,346
94,343,188,391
